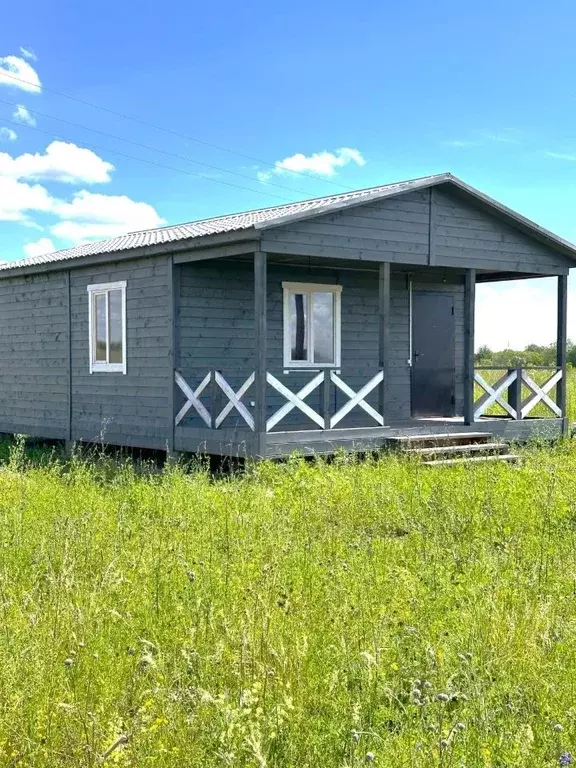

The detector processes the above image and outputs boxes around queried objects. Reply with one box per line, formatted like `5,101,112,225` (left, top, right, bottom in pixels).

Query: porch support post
463,268,476,424
557,273,568,434
167,255,180,460
378,262,390,423
254,251,268,457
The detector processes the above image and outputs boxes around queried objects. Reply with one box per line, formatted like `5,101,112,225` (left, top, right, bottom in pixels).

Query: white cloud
480,131,520,144
13,104,36,126
19,46,37,62
23,237,54,258
0,137,164,249
0,55,41,93
443,139,479,148
0,127,17,141
0,180,164,242
0,177,54,221
444,131,520,149
546,151,576,162
51,190,166,243
259,147,366,181
0,140,114,184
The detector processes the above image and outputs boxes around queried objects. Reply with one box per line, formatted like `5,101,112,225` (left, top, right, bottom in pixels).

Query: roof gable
258,175,576,262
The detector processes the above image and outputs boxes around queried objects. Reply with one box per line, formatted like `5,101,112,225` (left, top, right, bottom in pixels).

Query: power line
0,96,309,196
0,70,354,191
0,117,297,203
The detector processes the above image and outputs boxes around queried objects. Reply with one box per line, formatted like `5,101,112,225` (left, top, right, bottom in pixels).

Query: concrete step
388,432,493,450
423,453,521,467
407,442,509,459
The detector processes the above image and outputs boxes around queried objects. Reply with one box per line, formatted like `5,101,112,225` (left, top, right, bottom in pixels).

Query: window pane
290,293,308,361
94,293,107,362
313,292,334,364
108,290,123,364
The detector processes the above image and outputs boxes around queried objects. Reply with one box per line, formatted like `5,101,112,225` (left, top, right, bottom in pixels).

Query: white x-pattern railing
175,370,255,430
265,372,324,431
175,369,385,431
474,367,563,420
329,371,384,428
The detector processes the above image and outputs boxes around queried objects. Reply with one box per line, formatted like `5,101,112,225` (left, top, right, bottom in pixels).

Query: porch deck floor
388,416,491,428
385,415,563,442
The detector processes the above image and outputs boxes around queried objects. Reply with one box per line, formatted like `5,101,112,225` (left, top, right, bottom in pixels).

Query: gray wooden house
0,173,572,458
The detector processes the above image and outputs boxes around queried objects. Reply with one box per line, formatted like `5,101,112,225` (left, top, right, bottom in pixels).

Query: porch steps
408,442,509,458
387,432,521,467
423,453,520,467
387,431,493,449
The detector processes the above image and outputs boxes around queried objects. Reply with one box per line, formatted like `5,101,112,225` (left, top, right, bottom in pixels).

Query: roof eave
0,228,261,278
445,176,576,260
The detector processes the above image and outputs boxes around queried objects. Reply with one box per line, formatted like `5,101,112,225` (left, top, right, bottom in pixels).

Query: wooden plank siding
432,188,574,273
261,187,573,274
69,255,171,449
261,190,431,265
0,271,69,439
177,258,466,435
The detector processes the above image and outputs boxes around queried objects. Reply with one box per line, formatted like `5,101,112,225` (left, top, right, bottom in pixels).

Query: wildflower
411,688,422,699
423,681,432,689
365,752,375,763
456,722,466,730
64,658,74,667
559,753,573,766
435,693,450,702
440,739,450,749
351,730,360,743
554,724,564,733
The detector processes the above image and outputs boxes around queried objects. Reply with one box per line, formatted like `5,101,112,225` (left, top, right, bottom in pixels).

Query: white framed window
87,281,127,374
282,282,342,368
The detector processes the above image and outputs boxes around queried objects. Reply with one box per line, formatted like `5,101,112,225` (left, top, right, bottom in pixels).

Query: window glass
313,291,334,364
290,292,308,361
89,282,126,372
284,284,340,368
108,289,123,364
94,293,107,362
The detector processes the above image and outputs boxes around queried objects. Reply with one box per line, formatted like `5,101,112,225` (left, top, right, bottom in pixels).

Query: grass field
1,438,576,767
1,371,576,767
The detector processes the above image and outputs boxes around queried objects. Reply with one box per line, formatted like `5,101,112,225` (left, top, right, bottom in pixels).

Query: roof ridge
123,173,449,236
5,172,572,272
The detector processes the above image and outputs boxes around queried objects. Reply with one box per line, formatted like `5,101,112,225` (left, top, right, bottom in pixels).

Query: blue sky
1,0,576,348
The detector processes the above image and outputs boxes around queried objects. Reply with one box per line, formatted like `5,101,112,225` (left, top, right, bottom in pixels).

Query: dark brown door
411,291,455,417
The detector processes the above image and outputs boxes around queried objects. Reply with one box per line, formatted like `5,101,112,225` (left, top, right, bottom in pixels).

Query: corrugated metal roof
0,174,446,271
3,172,575,271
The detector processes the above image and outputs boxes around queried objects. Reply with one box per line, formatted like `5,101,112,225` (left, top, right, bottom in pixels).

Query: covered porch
169,250,568,459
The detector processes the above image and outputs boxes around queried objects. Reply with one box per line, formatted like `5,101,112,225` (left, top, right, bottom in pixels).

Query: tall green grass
1,440,576,766
567,367,576,425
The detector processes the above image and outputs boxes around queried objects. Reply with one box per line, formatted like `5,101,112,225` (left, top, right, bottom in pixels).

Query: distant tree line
475,342,576,368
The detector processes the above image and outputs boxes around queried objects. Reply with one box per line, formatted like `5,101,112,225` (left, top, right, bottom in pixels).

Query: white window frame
282,281,342,369
87,281,127,374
